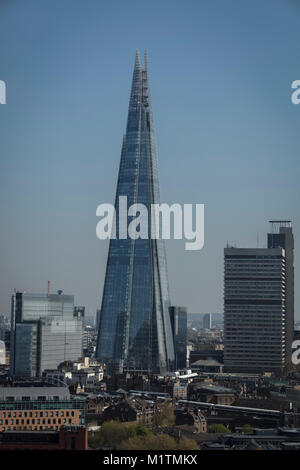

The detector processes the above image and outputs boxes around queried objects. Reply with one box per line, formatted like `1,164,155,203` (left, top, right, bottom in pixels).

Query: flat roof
0,387,70,400
191,359,223,367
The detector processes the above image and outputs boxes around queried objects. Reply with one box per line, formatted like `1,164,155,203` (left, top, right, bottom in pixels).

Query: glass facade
96,52,175,373
10,292,83,377
169,306,187,370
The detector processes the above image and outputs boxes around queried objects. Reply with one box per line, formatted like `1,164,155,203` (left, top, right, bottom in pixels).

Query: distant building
0,341,6,365
203,313,212,329
0,315,10,357
10,291,83,377
96,309,101,332
169,306,187,370
74,306,85,320
82,326,94,350
0,387,86,431
0,315,10,341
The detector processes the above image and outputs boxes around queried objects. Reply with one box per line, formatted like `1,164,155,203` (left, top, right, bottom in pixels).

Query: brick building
0,386,85,431
101,399,154,425
0,425,88,450
175,407,207,433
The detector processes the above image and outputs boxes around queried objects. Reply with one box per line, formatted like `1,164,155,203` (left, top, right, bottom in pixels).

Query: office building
0,314,10,341
96,52,175,373
224,245,286,374
82,326,94,350
268,221,294,363
0,387,85,431
169,306,187,370
74,306,85,320
96,309,101,332
203,313,212,329
0,315,10,355
10,291,83,377
0,341,5,365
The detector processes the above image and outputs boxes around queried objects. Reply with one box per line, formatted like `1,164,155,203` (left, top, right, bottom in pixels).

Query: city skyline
0,0,299,320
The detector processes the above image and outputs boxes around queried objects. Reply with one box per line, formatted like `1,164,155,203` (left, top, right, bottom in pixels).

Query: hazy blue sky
0,0,299,319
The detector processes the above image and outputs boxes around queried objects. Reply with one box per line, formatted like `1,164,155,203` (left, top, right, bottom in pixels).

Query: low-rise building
190,359,223,374
0,425,88,450
101,399,154,426
0,386,86,431
189,384,235,405
175,407,207,433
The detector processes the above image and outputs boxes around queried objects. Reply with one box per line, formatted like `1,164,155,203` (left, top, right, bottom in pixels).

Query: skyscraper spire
144,50,148,72
96,53,175,374
134,49,141,70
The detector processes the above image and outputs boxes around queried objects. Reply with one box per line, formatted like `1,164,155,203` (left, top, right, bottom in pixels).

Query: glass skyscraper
10,291,83,377
96,51,175,374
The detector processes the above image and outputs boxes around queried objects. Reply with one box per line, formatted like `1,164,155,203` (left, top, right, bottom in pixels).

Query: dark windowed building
203,313,212,330
224,222,294,374
169,306,187,370
224,243,287,373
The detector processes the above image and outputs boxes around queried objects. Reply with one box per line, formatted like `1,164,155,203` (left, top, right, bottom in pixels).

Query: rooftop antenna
47,280,50,295
256,232,259,248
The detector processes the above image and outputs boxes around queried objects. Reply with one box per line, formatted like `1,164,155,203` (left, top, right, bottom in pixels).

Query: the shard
96,51,175,374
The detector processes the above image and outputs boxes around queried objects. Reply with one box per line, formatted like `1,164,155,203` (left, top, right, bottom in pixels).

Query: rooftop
191,359,223,367
0,386,70,400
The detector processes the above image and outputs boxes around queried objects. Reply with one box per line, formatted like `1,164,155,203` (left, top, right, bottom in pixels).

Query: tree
176,436,199,450
152,402,175,429
207,423,229,434
135,424,152,437
242,424,254,435
88,420,146,449
119,433,199,450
